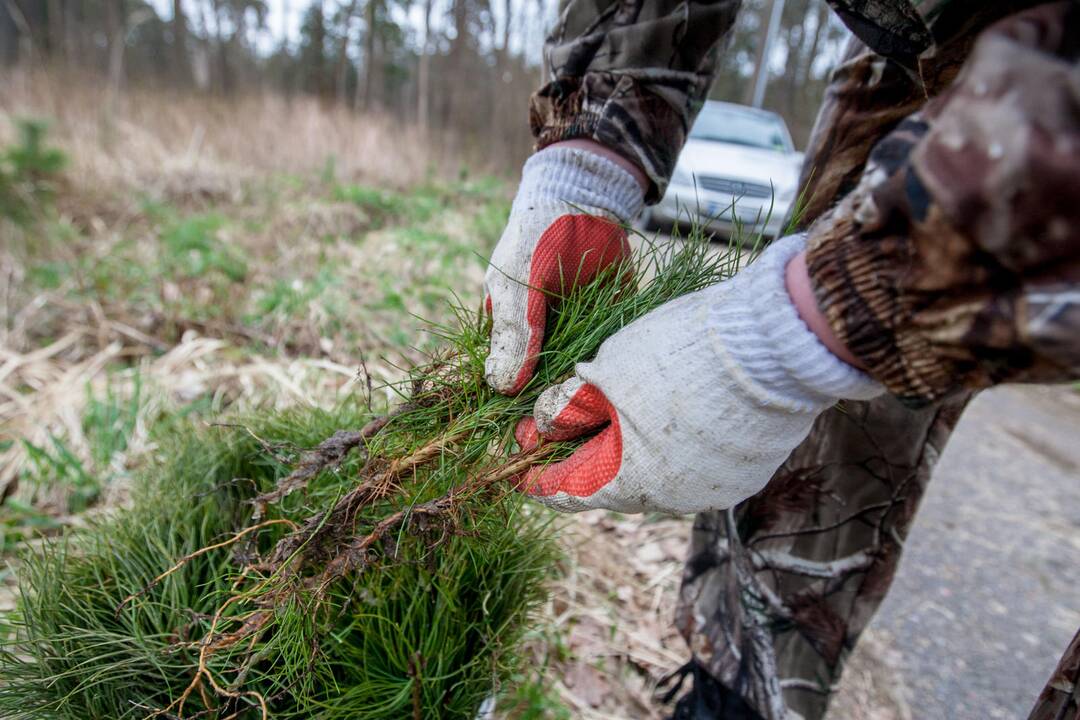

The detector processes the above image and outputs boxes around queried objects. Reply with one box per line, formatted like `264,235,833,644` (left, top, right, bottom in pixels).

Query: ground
2,91,1078,718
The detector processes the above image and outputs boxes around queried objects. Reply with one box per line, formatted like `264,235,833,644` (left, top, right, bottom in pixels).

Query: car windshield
690,106,791,152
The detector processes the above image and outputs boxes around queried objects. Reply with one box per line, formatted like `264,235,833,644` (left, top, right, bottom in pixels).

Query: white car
641,101,803,241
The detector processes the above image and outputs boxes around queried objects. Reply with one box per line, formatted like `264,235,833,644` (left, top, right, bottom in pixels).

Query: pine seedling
0,229,746,719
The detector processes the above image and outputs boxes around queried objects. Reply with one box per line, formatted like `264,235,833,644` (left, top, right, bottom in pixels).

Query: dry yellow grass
0,68,446,202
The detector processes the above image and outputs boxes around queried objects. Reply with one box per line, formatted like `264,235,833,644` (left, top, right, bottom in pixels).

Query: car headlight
670,165,695,187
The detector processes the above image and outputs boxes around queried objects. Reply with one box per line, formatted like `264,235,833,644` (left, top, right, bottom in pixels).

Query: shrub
0,120,67,225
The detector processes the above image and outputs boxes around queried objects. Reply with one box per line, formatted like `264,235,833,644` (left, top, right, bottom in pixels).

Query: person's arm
484,0,742,395
804,2,1080,406
530,0,742,202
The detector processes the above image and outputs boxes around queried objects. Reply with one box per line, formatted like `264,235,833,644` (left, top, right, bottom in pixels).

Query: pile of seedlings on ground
0,231,748,719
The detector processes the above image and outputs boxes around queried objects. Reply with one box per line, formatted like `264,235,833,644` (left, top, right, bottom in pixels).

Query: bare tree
335,0,359,105
173,0,191,83
209,0,231,92
799,0,829,92
3,0,36,64
45,0,63,63
105,0,127,96
417,0,434,132
500,0,511,53
780,0,809,116
360,0,381,111
63,0,77,64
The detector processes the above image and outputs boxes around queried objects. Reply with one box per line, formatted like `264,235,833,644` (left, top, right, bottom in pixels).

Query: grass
160,213,248,282
1,500,61,556
10,175,507,353
13,373,147,518
20,435,100,513
82,375,142,468
1,113,514,518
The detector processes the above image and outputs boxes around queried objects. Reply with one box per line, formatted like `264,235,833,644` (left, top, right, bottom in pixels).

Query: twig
266,424,472,569
408,651,425,720
209,422,296,464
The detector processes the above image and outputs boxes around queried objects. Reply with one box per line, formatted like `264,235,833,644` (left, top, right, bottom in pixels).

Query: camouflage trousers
669,38,1080,720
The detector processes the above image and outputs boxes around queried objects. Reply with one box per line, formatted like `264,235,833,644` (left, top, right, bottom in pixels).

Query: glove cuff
712,235,883,412
514,147,645,223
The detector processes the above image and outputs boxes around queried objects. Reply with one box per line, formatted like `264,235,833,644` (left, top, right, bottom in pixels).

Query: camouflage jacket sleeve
806,3,1080,406
529,0,741,201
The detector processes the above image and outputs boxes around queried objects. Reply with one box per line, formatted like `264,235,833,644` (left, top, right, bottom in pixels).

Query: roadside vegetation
1,102,510,531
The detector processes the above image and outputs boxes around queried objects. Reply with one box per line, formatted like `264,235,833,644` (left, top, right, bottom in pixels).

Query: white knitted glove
484,147,645,394
515,235,884,515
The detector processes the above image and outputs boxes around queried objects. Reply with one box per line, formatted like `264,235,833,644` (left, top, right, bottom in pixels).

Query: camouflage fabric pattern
669,7,1075,720
806,3,1080,406
530,0,1044,201
676,391,971,719
674,6,1080,719
674,28,969,719
793,39,927,229
530,0,741,201
822,0,929,62
1029,628,1080,720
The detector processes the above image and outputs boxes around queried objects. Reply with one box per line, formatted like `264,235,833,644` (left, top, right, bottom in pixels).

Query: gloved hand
484,147,645,395
514,235,884,515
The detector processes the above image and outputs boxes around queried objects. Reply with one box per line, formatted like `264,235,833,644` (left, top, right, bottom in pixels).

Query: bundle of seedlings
0,231,749,719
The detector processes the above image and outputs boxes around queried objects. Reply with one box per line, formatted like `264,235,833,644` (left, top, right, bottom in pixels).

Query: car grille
696,175,773,199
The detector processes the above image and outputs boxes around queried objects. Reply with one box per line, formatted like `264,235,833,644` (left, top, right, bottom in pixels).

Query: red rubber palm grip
507,215,629,394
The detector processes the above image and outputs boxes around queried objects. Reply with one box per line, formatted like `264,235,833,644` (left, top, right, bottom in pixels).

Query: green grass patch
26,260,69,290
334,184,408,227
252,267,339,319
20,435,100,514
371,277,408,313
161,213,248,282
17,375,144,514
83,374,142,468
470,197,512,256
0,404,558,719
333,182,460,228
1,499,62,555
